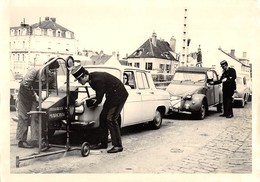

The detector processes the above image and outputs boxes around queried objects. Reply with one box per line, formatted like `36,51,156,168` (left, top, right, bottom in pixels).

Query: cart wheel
81,142,90,157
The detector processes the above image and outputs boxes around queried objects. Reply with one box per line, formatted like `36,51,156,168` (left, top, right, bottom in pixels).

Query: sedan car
166,66,223,119
42,63,170,136
233,75,251,107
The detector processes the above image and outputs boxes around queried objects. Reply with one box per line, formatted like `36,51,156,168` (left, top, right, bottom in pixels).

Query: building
10,17,79,76
127,32,179,74
214,48,251,77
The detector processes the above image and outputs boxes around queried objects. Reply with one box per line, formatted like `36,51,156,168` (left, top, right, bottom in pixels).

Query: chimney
152,32,157,47
170,36,176,52
45,17,50,21
230,49,235,57
51,18,56,23
112,51,116,56
117,52,120,60
242,52,247,58
39,17,41,25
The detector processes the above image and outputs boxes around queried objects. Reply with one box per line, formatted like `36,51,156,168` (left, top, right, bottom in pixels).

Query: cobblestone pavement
166,112,252,173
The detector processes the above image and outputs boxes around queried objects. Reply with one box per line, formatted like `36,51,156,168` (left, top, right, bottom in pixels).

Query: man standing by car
210,60,237,118
16,60,59,148
71,65,128,153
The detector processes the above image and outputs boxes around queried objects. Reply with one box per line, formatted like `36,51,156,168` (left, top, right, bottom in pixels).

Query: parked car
166,66,223,119
233,75,251,107
42,64,170,137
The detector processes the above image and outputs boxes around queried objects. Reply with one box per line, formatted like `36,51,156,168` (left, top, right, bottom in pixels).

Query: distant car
42,64,170,136
233,75,251,107
166,66,223,119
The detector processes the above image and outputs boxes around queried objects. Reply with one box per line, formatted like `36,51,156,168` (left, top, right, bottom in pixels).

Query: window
136,72,149,89
124,71,136,89
128,63,132,67
134,63,140,68
159,64,165,72
57,31,61,37
145,62,153,70
134,48,144,57
166,64,171,72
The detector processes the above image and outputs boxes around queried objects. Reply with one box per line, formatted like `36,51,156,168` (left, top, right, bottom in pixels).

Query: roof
84,64,149,73
176,66,213,73
218,48,250,68
90,54,112,65
128,38,177,61
10,18,72,32
31,19,71,32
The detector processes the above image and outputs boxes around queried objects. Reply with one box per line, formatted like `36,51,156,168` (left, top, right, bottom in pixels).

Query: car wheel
197,100,207,120
149,109,162,129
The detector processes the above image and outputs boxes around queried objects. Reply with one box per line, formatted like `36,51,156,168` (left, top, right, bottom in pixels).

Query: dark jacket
214,67,237,95
89,72,129,108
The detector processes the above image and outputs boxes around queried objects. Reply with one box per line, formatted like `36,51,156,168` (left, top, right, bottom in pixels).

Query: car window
136,71,149,89
124,71,136,89
173,72,205,83
207,71,218,81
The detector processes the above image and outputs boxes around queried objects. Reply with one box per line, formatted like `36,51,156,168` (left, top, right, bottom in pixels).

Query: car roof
176,66,213,73
83,64,150,73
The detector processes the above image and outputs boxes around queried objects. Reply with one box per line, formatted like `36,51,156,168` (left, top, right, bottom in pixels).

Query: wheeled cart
16,56,90,168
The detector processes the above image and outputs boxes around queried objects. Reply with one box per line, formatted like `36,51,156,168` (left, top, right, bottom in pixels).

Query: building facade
10,17,79,76
127,32,179,74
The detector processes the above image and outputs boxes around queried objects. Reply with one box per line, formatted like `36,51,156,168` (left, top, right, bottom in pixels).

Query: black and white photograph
1,0,259,181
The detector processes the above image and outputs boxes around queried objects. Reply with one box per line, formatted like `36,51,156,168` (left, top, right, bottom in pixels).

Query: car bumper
167,98,200,115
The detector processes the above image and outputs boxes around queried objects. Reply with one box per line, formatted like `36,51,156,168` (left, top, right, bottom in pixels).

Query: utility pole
181,8,189,67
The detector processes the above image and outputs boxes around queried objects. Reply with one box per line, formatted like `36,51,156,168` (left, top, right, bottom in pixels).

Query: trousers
223,91,234,116
99,101,126,147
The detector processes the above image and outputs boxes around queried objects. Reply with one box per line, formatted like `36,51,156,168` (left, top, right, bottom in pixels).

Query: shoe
18,141,33,148
226,115,233,118
90,143,107,150
219,114,226,117
107,146,123,153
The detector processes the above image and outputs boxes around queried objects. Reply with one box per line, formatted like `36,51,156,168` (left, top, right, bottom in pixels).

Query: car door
212,70,221,104
206,71,215,106
122,71,143,126
135,71,155,121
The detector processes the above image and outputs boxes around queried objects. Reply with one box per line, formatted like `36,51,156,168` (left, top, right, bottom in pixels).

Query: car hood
166,83,202,97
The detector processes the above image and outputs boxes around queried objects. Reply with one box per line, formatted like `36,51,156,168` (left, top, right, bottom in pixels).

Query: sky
7,0,260,62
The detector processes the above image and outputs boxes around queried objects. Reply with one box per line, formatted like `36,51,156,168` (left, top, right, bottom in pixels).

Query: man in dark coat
72,65,128,153
16,60,59,148
210,60,237,118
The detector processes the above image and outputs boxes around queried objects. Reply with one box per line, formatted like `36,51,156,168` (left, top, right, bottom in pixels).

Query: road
9,102,252,174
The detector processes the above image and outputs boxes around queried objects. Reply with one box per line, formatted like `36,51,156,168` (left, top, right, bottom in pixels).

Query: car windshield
172,72,206,83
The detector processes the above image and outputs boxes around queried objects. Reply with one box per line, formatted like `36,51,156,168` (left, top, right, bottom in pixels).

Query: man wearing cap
71,65,128,153
209,60,236,118
16,60,59,148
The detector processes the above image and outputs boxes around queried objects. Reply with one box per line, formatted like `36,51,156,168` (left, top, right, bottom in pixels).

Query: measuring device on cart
16,56,91,168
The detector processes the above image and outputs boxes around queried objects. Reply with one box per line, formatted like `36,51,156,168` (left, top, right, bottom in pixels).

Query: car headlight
183,94,192,100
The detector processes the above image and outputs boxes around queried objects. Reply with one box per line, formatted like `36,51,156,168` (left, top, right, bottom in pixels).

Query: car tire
149,109,162,129
196,100,207,120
